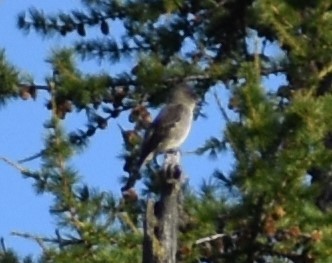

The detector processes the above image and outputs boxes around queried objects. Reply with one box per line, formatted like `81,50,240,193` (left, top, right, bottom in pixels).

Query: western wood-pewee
137,84,197,169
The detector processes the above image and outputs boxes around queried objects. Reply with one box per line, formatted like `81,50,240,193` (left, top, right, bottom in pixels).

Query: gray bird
137,84,197,169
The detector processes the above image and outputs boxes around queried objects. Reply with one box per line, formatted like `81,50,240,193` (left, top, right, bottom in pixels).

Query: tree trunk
142,152,183,263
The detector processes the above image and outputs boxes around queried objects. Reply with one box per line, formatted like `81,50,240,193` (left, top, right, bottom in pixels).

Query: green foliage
0,250,20,263
0,249,35,263
1,0,332,262
0,50,20,106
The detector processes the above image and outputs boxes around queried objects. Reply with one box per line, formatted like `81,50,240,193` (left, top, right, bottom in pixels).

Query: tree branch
0,157,29,174
143,152,183,263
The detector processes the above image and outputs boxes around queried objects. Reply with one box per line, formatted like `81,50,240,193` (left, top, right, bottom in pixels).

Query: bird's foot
165,148,181,155
163,150,182,183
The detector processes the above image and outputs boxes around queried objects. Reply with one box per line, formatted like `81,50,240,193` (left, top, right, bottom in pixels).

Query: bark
142,152,183,263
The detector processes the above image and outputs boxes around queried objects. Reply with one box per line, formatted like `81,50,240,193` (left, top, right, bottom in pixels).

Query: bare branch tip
213,89,230,123
0,156,29,173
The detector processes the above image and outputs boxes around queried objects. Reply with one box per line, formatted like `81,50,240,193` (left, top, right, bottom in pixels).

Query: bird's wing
137,103,186,167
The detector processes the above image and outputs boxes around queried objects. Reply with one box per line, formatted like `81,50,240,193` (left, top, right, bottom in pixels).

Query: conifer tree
1,0,332,262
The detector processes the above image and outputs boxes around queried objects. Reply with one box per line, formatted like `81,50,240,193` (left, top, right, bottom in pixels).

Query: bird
136,84,198,170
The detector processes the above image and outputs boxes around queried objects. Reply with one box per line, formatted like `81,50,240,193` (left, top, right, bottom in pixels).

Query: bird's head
169,84,198,106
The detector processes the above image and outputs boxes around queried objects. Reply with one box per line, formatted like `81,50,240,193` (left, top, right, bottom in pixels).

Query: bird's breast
158,112,193,151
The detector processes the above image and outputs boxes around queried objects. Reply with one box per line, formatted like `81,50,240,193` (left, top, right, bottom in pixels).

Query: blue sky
0,1,289,260
0,1,235,258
